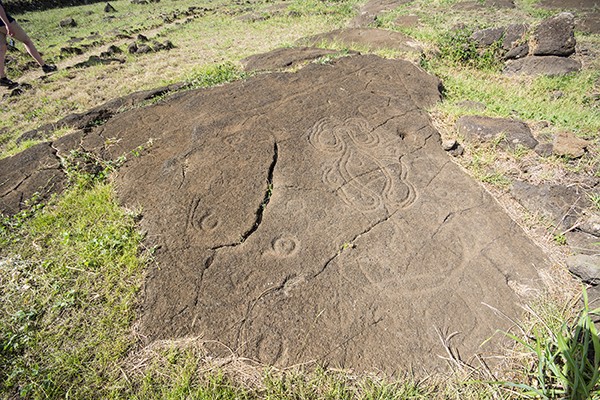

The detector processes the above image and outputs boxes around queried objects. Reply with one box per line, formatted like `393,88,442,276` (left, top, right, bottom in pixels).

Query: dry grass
0,1,353,156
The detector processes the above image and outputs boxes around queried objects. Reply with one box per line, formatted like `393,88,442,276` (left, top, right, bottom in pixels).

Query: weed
435,27,503,71
62,149,124,188
498,288,600,399
186,62,247,89
0,181,146,398
553,233,567,246
588,193,600,211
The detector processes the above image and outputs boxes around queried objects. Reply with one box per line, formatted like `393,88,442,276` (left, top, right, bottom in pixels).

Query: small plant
186,62,247,89
589,192,600,211
553,233,567,246
436,27,504,71
499,288,600,399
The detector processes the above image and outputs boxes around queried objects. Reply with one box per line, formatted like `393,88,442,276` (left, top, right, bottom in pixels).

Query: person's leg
0,29,7,78
6,21,45,66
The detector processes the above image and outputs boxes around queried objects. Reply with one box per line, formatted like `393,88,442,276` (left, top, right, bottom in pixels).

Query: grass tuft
497,288,600,399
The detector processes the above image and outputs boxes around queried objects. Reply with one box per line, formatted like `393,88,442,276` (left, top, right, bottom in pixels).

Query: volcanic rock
567,255,600,285
537,0,598,9
349,0,414,28
503,24,529,50
452,0,515,10
531,13,576,56
59,17,77,28
553,131,590,158
472,27,505,48
300,28,422,53
505,44,529,60
456,116,538,150
511,181,588,229
504,56,581,76
78,54,546,373
241,47,344,72
0,143,66,215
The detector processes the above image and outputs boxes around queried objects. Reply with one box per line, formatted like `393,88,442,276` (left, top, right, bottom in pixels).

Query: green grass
434,68,600,138
498,288,600,399
0,179,147,398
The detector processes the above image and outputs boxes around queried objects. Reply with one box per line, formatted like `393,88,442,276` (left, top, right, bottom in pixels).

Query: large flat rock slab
299,28,422,53
92,55,549,373
0,143,66,215
241,47,344,72
349,0,414,28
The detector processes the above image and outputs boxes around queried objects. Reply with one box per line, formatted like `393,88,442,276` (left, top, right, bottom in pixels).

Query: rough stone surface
59,17,76,27
567,255,600,285
62,54,546,373
511,181,588,229
534,142,553,157
348,0,414,28
503,24,529,50
505,44,529,60
531,13,576,57
241,47,342,72
16,83,185,145
553,130,590,158
566,230,600,256
538,0,598,9
104,2,117,12
472,27,505,48
456,116,538,150
504,56,582,76
0,143,66,215
136,44,153,54
299,28,422,53
453,0,515,10
580,214,600,238
577,14,600,34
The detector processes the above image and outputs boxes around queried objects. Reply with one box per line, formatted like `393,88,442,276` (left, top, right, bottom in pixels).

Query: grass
0,180,147,398
498,288,600,399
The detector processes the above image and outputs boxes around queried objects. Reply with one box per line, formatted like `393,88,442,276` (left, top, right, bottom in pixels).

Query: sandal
42,64,57,73
0,77,18,88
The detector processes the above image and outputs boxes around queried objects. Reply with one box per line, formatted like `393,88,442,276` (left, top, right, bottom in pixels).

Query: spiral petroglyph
309,117,416,212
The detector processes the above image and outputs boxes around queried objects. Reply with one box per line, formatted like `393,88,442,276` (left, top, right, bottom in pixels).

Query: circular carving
199,213,220,231
271,236,298,257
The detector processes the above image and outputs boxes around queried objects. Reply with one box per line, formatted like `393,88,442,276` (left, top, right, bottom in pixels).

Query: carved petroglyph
187,198,221,233
199,212,220,231
309,117,416,212
267,236,299,258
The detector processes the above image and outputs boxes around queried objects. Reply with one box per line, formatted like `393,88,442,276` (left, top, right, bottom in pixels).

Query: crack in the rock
423,160,450,190
211,142,278,251
0,174,31,197
369,109,418,134
321,315,384,360
312,211,398,279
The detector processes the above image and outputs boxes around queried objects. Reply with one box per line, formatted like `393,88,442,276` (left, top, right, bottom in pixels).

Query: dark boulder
531,13,576,56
